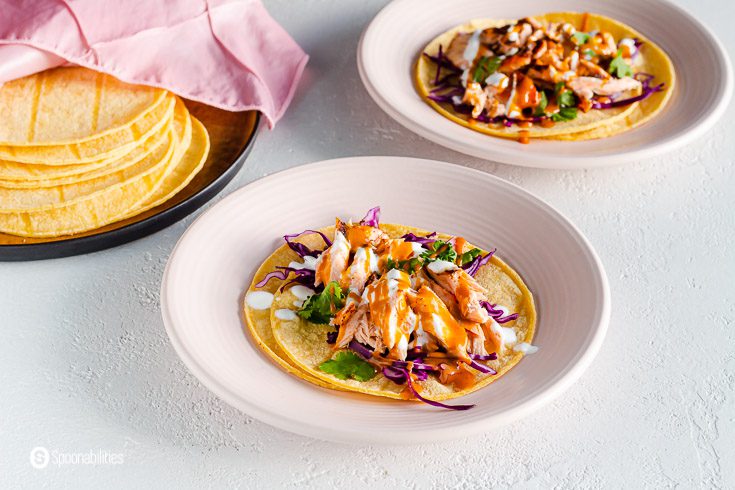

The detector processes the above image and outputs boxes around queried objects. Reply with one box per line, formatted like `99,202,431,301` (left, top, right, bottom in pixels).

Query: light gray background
2,0,733,488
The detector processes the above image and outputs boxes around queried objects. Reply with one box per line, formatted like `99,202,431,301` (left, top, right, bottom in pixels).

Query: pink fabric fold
0,0,308,127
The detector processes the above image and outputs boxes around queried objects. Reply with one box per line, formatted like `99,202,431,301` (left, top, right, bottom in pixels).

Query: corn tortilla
245,224,536,401
414,12,675,140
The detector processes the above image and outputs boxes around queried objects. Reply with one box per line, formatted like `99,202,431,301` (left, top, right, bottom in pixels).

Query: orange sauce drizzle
315,253,332,285
389,240,417,262
409,286,468,354
365,271,413,353
540,119,555,128
515,75,540,110
453,237,467,260
439,363,476,390
345,225,375,252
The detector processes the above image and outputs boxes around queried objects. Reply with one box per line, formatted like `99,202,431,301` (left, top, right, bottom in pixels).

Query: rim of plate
357,0,733,168
161,157,611,444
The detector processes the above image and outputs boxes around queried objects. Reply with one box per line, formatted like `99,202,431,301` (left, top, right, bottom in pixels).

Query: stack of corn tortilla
0,67,210,238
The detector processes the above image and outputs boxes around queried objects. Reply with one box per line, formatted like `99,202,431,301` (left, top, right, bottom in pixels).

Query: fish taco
244,207,537,410
414,12,675,143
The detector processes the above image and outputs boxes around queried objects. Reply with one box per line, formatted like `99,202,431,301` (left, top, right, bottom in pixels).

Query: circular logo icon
30,447,50,469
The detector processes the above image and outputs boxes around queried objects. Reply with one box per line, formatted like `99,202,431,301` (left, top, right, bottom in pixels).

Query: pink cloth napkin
0,0,308,127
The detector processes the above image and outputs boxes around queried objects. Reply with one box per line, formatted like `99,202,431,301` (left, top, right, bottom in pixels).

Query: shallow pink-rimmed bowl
358,0,733,168
161,157,610,444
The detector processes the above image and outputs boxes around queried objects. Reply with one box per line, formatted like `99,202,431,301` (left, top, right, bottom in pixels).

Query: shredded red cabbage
326,330,338,344
423,49,461,73
279,275,321,293
481,300,519,324
462,248,496,277
348,339,373,360
470,352,498,361
401,232,437,245
591,72,664,109
283,229,332,258
255,266,315,288
402,368,474,411
382,366,407,384
359,206,381,227
469,360,497,375
433,45,444,85
406,346,424,360
391,360,438,372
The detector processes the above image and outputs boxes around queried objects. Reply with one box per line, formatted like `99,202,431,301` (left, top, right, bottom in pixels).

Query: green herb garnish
608,50,633,78
572,32,590,44
534,91,548,117
386,257,422,274
557,89,576,108
583,49,597,58
473,56,502,83
297,281,345,324
420,240,457,263
551,107,578,122
319,351,376,381
460,248,483,265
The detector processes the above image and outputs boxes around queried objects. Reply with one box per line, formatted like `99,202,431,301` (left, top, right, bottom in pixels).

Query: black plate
0,102,259,261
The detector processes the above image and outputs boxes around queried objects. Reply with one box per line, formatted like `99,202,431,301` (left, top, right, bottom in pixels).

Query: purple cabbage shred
400,232,437,245
255,266,315,288
462,248,496,277
469,360,497,375
401,367,474,411
481,301,519,324
283,229,332,258
359,206,381,227
470,352,498,361
348,339,373,360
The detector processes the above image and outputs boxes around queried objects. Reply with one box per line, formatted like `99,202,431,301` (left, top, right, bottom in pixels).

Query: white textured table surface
2,0,734,487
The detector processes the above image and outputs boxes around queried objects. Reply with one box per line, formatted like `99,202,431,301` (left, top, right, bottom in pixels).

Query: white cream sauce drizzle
489,320,517,349
275,309,298,321
290,285,315,309
513,342,539,354
459,29,482,88
427,260,459,274
288,255,318,271
245,291,274,310
462,30,482,66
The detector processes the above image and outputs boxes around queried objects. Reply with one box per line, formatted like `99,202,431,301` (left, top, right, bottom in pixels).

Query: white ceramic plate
358,0,733,168
161,157,610,444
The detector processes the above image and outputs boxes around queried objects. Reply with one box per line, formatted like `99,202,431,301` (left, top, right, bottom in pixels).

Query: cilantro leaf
554,81,565,96
460,248,483,265
319,351,376,381
473,56,501,83
420,240,457,263
297,281,345,324
551,107,578,122
386,257,421,274
572,32,590,44
534,91,548,117
557,89,576,108
608,50,633,78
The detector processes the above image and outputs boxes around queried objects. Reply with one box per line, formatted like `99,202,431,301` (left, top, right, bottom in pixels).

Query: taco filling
415,12,674,143
246,207,537,410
